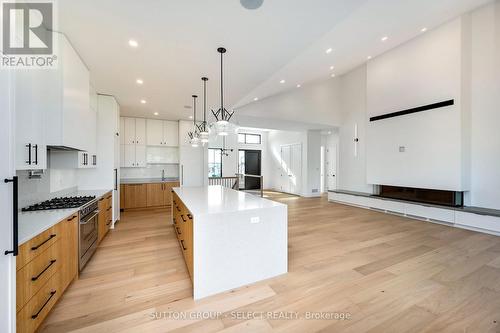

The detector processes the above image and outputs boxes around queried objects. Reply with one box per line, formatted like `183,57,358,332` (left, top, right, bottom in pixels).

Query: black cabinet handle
31,234,56,251
106,207,111,211
31,259,56,281
106,220,112,226
176,206,180,212
176,227,181,235
114,169,118,191
187,214,192,220
4,177,18,256
180,240,187,251
180,215,186,222
33,144,38,165
99,198,104,202
67,216,76,221
26,143,32,164
31,290,56,319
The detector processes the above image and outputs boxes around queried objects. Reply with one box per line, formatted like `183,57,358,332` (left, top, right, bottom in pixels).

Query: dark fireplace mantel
376,185,464,207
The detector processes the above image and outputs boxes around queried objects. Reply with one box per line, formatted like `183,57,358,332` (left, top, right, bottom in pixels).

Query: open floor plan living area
1,0,500,332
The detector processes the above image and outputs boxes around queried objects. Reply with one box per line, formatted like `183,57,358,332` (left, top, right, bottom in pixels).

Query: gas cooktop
22,196,96,212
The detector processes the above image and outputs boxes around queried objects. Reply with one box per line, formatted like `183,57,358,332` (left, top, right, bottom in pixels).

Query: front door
240,150,261,190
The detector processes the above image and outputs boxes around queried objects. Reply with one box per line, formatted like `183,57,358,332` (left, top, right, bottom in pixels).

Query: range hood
47,145,83,151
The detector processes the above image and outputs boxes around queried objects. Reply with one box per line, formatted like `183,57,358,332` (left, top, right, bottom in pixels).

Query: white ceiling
58,0,492,124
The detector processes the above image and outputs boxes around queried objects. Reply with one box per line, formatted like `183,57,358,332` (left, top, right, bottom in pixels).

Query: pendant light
188,95,200,147
211,47,238,136
197,77,209,144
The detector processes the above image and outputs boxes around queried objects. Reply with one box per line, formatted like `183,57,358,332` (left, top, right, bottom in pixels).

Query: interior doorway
280,143,302,195
238,150,262,190
326,144,337,191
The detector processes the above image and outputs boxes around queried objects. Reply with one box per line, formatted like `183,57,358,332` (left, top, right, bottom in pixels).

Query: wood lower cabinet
122,182,179,209
17,213,79,333
172,192,193,280
97,192,113,244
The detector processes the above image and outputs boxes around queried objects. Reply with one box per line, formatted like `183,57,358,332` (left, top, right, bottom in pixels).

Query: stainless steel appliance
79,199,99,271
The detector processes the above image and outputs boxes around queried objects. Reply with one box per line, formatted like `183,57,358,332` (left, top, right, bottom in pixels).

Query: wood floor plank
38,192,500,333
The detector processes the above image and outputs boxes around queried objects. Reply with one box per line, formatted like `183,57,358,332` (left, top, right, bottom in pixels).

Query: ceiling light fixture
421,27,427,32
331,73,336,78
136,79,144,85
210,47,237,137
188,95,200,147
325,48,332,54
367,55,372,60
128,39,139,48
197,77,210,144
381,36,388,42
240,0,264,10
330,66,334,70
296,84,301,88
253,97,259,101
280,79,285,84
140,99,147,104
153,112,159,116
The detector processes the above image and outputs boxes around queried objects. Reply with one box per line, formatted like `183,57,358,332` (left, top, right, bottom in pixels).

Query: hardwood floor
39,192,500,333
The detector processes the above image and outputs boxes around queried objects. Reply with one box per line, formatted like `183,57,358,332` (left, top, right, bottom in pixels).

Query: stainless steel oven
79,199,99,271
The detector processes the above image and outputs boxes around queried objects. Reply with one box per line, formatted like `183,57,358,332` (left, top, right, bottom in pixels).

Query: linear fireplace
377,185,464,207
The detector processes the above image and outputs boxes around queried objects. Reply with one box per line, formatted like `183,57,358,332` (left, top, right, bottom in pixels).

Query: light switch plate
250,217,260,224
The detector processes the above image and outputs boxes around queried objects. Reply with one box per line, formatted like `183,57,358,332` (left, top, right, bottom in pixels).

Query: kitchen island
172,185,288,300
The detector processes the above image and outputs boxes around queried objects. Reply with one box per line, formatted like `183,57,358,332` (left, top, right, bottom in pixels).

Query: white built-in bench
328,190,500,236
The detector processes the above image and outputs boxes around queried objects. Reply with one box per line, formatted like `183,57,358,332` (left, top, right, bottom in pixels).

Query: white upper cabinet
45,33,92,152
120,117,125,145
146,119,163,146
123,117,146,145
146,119,179,146
178,120,193,146
163,121,179,147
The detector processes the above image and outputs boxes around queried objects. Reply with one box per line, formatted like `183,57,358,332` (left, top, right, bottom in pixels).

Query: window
208,149,222,178
238,133,261,144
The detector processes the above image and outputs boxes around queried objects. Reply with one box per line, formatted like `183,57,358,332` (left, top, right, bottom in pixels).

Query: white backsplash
120,164,179,179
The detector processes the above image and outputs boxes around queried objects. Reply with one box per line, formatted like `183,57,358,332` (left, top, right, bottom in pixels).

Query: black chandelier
188,95,200,147
211,47,237,136
196,77,209,144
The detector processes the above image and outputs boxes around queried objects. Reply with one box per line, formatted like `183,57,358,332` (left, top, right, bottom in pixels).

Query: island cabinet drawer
16,241,61,312
17,224,61,271
17,273,62,333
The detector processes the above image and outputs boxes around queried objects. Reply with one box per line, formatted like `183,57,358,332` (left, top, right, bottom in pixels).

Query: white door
326,145,337,191
289,144,302,195
280,146,291,193
123,145,136,167
123,117,136,144
1,69,16,333
146,119,163,146
134,118,146,145
135,145,147,167
163,121,179,147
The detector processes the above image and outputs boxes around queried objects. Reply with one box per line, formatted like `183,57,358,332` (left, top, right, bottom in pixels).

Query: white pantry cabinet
146,119,179,146
123,117,146,145
14,70,47,170
51,151,96,169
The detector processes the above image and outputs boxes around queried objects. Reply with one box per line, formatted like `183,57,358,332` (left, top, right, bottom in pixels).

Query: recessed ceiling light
140,99,147,104
189,115,193,119
136,79,143,85
128,39,139,47
325,48,332,54
331,73,336,78
330,66,334,70
381,36,388,42
296,84,301,88
280,79,285,84
367,55,372,60
153,112,159,116
253,97,259,101
421,27,428,32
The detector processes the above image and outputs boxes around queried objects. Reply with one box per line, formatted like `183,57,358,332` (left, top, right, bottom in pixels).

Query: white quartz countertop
18,189,112,245
173,185,285,216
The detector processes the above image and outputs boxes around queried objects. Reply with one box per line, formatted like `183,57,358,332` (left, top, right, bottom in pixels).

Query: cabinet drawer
17,241,61,312
17,225,61,270
17,273,61,333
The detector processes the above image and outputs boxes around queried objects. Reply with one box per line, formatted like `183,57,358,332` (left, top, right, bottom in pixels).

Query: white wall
469,1,500,209
338,65,374,194
366,18,469,191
